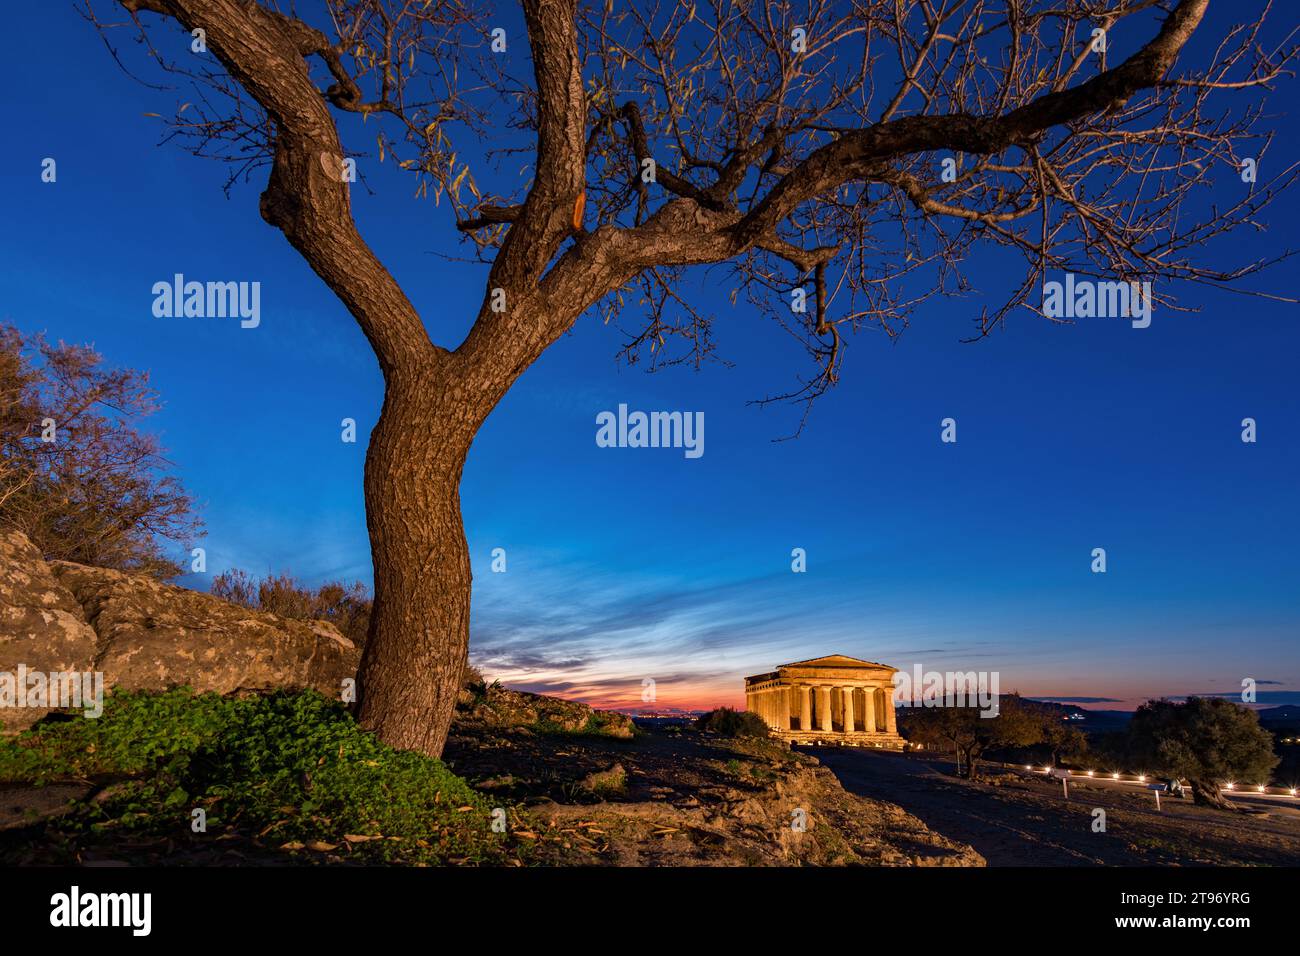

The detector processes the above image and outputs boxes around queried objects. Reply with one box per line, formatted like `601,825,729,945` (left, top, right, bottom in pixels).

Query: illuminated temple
744,655,905,748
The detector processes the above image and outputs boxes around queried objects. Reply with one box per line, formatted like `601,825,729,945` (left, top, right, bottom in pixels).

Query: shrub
211,569,371,646
696,707,770,738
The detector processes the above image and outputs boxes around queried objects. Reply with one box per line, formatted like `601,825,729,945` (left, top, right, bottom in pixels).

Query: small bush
696,707,770,739
580,763,627,796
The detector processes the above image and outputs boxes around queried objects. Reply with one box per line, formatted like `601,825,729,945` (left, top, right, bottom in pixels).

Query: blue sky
3,2,1298,712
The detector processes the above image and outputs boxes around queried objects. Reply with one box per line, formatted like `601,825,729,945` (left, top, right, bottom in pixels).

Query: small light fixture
1226,782,1235,790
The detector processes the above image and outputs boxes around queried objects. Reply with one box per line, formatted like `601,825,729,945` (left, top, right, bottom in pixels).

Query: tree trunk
1189,779,1236,810
355,371,478,758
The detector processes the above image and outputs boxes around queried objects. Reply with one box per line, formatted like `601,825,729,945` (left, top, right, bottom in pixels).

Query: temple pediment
778,654,893,670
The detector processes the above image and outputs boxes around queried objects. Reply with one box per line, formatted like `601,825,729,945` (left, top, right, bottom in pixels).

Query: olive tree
1125,696,1279,808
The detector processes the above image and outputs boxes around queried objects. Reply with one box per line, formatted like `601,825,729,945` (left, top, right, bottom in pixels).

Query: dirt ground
443,721,983,865
810,747,1300,866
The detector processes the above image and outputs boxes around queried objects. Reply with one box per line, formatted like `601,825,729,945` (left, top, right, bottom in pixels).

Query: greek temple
744,655,904,747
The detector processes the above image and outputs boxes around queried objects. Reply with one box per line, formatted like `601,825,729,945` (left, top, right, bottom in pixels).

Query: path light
1138,774,1146,782
1225,782,1235,790
1025,765,1032,770
1258,785,1267,793
1087,770,1095,777
1289,788,1296,796
1112,772,1120,780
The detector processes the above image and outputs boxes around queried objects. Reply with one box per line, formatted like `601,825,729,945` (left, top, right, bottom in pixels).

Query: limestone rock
0,530,99,733
457,685,635,739
49,560,359,699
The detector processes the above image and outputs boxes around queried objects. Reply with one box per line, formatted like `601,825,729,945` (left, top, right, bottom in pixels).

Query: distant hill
1024,699,1132,732
1258,705,1300,727
1028,701,1300,731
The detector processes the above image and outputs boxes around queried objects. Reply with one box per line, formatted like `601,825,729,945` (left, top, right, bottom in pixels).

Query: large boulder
0,530,99,733
50,561,359,699
0,528,359,733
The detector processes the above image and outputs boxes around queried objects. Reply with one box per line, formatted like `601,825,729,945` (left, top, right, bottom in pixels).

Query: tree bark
1189,779,1236,811
354,369,478,756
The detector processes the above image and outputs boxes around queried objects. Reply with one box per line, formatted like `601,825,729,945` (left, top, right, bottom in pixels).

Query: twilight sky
3,2,1298,713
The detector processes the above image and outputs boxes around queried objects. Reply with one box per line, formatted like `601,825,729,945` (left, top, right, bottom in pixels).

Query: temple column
884,691,898,734
862,687,877,732
841,686,855,733
799,686,812,731
817,686,833,732
773,685,789,730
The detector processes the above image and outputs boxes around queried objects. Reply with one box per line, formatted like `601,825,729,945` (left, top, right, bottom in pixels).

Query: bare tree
0,324,201,577
87,0,1297,756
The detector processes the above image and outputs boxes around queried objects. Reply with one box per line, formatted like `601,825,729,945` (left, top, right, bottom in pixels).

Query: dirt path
809,747,1300,866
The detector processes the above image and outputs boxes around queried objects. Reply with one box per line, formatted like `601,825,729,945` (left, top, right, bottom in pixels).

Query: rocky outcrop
0,530,99,733
0,529,359,732
457,684,635,739
529,745,986,867
51,561,357,698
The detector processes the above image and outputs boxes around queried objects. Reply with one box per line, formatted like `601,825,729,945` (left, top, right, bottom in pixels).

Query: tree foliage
901,693,1045,778
1031,706,1090,765
1123,696,1278,808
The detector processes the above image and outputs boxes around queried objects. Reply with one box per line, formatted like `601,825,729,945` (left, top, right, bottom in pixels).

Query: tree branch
728,0,1209,251
119,0,440,380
